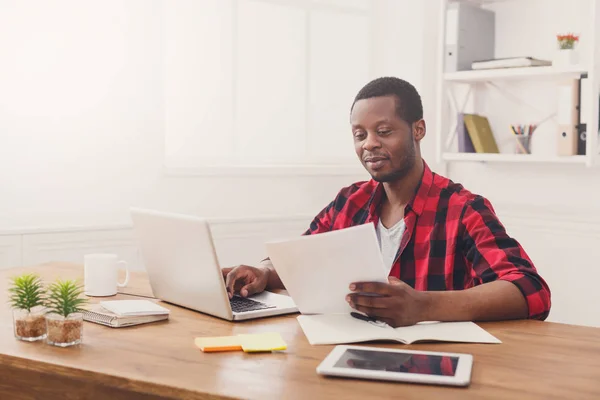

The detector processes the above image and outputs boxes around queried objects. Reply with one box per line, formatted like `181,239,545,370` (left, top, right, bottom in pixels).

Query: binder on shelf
445,2,495,73
577,123,587,155
576,94,600,155
463,114,500,154
457,113,475,153
556,80,580,156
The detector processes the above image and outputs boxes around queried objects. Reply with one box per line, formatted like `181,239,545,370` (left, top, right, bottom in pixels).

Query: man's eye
377,130,392,136
354,132,366,140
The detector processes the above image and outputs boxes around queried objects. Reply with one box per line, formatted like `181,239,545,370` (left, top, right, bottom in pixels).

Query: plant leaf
45,279,88,317
7,273,46,312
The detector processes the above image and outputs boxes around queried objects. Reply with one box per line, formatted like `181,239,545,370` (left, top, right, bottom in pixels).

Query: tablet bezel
316,345,473,387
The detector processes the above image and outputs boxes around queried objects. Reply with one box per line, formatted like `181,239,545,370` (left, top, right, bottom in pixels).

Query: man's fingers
349,281,399,295
240,282,259,298
346,293,390,308
225,266,259,298
225,269,241,299
222,267,233,280
351,304,394,320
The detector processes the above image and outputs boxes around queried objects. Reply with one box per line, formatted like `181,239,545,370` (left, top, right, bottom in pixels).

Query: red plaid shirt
304,161,551,320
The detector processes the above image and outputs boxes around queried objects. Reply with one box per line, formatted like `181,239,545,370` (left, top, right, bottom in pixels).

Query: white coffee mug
84,253,130,297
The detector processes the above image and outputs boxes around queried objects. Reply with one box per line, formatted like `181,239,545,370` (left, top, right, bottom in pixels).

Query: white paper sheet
265,223,388,314
297,314,502,346
99,300,170,316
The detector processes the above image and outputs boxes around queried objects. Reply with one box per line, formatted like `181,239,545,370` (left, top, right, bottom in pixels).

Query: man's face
350,95,418,182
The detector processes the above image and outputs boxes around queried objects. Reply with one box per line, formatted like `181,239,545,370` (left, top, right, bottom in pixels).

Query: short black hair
351,77,423,124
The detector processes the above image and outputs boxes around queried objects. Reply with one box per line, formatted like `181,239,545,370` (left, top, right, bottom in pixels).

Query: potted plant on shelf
45,279,88,347
8,273,47,341
554,32,580,66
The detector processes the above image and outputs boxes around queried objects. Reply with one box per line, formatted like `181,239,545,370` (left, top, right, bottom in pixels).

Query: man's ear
413,119,426,142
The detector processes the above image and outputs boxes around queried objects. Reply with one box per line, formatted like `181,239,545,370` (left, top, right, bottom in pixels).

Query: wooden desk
1,263,599,400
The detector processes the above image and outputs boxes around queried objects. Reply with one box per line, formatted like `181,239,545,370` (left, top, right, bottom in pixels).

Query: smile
364,158,388,169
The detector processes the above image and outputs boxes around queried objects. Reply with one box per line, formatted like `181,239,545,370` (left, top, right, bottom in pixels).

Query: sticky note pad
237,332,287,353
194,336,242,352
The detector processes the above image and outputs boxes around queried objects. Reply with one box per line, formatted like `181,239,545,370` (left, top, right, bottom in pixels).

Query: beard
370,140,416,183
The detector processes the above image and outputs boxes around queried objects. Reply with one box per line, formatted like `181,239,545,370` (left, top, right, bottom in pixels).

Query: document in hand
297,314,501,345
266,223,501,346
265,223,388,315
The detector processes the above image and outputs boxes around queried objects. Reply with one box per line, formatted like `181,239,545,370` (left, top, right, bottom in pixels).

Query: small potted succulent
45,279,88,347
8,273,47,341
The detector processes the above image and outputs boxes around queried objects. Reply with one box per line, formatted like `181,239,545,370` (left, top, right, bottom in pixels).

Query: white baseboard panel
0,235,21,270
21,229,141,271
2,215,313,272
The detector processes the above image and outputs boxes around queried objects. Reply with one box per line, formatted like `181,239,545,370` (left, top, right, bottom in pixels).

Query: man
222,77,551,327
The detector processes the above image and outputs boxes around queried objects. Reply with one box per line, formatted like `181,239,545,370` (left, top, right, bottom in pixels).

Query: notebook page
297,314,398,345
393,321,502,345
99,300,170,316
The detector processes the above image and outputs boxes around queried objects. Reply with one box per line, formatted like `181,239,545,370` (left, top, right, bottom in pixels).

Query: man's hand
222,265,270,299
346,277,430,327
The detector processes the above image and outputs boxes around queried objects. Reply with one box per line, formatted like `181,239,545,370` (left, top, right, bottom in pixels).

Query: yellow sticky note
194,336,242,353
237,332,287,353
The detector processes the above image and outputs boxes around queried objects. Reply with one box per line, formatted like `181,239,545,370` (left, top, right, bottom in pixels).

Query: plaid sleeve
461,196,551,320
303,200,335,235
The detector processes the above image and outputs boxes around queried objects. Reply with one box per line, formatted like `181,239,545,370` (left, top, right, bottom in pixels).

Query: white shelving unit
442,153,587,164
444,65,588,83
435,0,600,167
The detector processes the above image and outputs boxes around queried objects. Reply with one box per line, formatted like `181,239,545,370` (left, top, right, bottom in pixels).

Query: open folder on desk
265,223,501,346
296,314,501,346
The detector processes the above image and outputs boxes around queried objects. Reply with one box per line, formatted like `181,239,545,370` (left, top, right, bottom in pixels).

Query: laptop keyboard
230,296,276,313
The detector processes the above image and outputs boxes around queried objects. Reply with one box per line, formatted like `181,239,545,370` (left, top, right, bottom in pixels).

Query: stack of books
83,300,170,328
471,57,552,70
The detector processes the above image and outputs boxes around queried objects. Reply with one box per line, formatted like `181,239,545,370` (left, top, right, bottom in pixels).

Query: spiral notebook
82,303,169,328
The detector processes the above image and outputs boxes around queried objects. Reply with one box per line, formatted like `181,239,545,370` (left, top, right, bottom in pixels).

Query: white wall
0,0,376,233
371,0,442,173
164,0,374,169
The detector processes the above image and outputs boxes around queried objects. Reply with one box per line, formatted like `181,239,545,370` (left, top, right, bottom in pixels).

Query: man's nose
362,132,381,151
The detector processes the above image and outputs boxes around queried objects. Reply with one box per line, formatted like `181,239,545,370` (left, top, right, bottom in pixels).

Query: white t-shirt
376,218,406,275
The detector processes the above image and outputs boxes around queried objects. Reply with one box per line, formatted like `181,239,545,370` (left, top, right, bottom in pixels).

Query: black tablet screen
333,349,459,376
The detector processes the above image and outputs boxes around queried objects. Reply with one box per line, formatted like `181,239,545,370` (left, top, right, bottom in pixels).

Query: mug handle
117,260,130,288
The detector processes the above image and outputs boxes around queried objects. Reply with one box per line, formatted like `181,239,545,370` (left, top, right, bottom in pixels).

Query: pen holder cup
515,135,531,154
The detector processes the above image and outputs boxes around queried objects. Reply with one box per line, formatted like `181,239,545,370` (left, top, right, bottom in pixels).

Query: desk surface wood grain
0,263,599,400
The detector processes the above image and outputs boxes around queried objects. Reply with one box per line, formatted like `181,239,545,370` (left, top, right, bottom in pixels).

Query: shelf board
444,66,588,83
442,153,587,164
451,0,515,4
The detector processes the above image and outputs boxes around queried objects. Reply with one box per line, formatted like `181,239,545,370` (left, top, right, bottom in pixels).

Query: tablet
316,345,473,387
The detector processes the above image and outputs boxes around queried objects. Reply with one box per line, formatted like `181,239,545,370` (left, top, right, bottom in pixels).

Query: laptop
129,208,298,321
